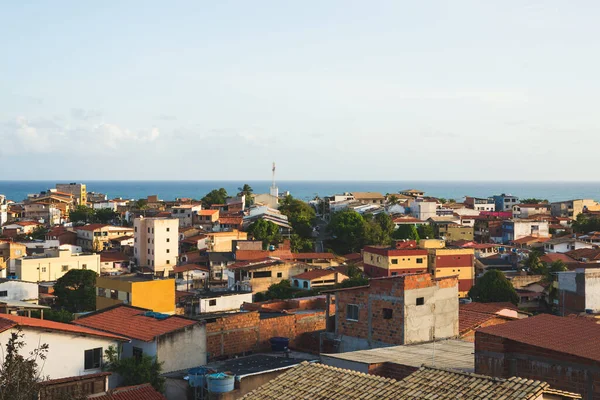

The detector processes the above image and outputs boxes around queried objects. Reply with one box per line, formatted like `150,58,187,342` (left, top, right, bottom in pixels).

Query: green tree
337,276,369,288
524,251,545,275
53,270,98,312
69,205,95,224
392,224,420,241
387,195,399,206
238,184,254,206
572,214,600,233
247,219,281,249
95,208,118,224
438,198,447,204
278,195,316,238
201,188,228,207
417,224,435,239
520,198,548,204
30,309,75,323
468,270,519,305
30,225,49,240
0,329,49,400
327,210,366,254
290,234,314,252
104,346,165,393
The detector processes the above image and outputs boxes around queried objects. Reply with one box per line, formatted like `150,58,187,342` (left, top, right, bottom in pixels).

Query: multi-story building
14,248,100,282
557,267,600,314
328,273,458,351
1,221,41,238
492,194,519,212
474,217,503,243
171,204,202,227
0,241,27,271
502,220,549,244
464,197,495,212
55,183,87,206
512,203,551,219
428,248,475,298
95,274,175,314
362,245,429,278
75,224,134,252
437,224,474,242
133,217,178,276
0,195,7,227
551,199,600,220
408,199,438,221
23,203,61,225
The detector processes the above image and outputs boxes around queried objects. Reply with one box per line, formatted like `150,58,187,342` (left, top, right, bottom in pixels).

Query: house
108,235,134,252
45,226,77,245
0,279,39,304
75,224,134,252
171,264,209,291
513,203,551,218
55,183,87,205
325,273,458,351
208,252,236,281
399,189,425,197
226,259,319,293
205,230,249,252
252,193,279,209
409,199,438,220
78,383,166,400
475,314,600,399
170,204,202,227
243,207,292,237
459,302,523,342
428,248,475,297
291,269,348,290
438,224,474,242
361,245,428,278
239,361,579,400
180,290,253,315
502,220,550,243
14,248,100,282
74,304,204,374
95,274,175,314
218,216,244,231
194,209,220,230
392,216,425,229
551,199,600,219
180,234,208,252
0,314,127,380
564,248,600,263
465,196,496,211
350,192,385,204
1,220,41,238
474,217,504,243
544,237,594,254
0,241,26,271
23,203,62,225
557,267,600,314
133,217,179,277
99,251,131,274
493,193,520,212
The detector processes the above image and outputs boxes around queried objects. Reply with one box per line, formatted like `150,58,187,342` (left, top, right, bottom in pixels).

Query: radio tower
270,162,279,198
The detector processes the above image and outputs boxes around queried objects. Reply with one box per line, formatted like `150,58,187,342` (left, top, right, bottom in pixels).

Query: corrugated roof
74,305,198,342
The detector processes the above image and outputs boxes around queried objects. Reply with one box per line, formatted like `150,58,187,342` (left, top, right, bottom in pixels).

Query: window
416,258,423,264
148,228,150,233
98,288,106,297
391,272,398,276
166,249,170,253
391,259,398,265
82,264,87,270
294,280,299,287
62,265,69,272
41,267,47,273
209,299,217,306
0,291,7,297
166,227,170,232
253,271,272,278
151,228,154,234
84,348,102,370
132,347,143,363
303,281,309,288
383,308,393,319
166,238,170,242
346,304,359,321
148,238,150,244
148,249,150,254
416,297,425,306
277,272,282,278
110,289,118,300
135,227,138,232
166,260,170,264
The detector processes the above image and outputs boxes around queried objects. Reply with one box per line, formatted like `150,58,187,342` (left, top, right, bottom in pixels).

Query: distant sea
1,181,600,203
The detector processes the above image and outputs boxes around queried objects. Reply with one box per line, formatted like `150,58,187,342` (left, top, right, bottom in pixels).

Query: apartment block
428,248,475,298
14,248,100,282
55,183,87,205
493,194,519,212
133,217,178,276
362,246,428,278
75,224,134,252
551,199,600,220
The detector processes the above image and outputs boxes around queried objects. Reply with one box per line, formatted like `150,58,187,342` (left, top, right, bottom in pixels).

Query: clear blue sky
2,1,599,180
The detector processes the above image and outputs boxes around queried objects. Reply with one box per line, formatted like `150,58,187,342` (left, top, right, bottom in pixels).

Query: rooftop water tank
207,373,235,393
187,367,211,388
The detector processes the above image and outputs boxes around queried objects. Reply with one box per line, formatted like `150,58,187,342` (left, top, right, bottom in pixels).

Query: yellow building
428,248,475,298
14,248,100,282
230,260,316,293
362,245,429,277
76,224,134,252
206,230,248,252
56,183,87,205
437,224,474,242
0,241,27,270
418,239,446,249
96,274,175,314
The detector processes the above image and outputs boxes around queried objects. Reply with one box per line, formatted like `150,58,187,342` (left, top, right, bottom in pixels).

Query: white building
544,237,593,254
171,205,202,228
191,292,253,314
172,264,209,291
409,199,438,221
512,203,551,219
0,314,127,380
14,248,100,282
0,195,7,227
0,279,39,303
133,217,179,276
558,268,600,313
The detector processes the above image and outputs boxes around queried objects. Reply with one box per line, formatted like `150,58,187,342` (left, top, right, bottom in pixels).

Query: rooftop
293,269,341,280
205,354,310,378
89,383,166,400
0,314,128,341
99,273,161,283
75,223,110,231
74,305,197,342
477,313,600,362
321,339,474,372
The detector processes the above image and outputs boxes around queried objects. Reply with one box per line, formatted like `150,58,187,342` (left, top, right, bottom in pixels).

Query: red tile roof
565,248,600,261
460,310,499,335
90,383,166,400
172,264,209,273
540,253,576,264
0,314,128,341
461,302,519,315
293,269,343,280
13,221,40,227
343,253,362,262
75,223,110,231
74,305,198,342
218,217,243,225
198,210,219,216
293,252,335,260
41,371,111,386
477,314,600,362
100,252,130,263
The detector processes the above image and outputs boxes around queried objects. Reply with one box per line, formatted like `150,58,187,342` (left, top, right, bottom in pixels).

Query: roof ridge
296,361,399,383
417,365,508,383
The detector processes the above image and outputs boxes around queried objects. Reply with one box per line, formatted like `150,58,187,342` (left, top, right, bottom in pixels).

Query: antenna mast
272,162,276,189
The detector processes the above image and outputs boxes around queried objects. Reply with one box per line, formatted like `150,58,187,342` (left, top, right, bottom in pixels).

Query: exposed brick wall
368,362,418,381
206,310,327,361
475,332,600,399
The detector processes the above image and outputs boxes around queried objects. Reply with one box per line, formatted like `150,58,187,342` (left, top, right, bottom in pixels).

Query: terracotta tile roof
478,314,600,362
392,217,425,223
459,310,499,335
292,252,335,260
172,264,209,273
90,383,166,400
181,235,207,244
74,305,198,342
460,302,519,315
13,221,40,227
293,269,341,280
218,217,243,225
565,248,600,261
100,251,130,263
511,236,550,245
198,210,219,216
75,223,110,231
540,253,576,264
343,253,362,262
0,314,128,341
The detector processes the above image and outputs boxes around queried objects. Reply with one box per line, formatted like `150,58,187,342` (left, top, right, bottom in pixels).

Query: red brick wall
206,310,328,361
475,332,600,399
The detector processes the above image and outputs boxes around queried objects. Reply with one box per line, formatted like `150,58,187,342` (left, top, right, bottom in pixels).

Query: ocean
1,181,600,203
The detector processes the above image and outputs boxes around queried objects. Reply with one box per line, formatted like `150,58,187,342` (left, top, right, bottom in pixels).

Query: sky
2,1,600,181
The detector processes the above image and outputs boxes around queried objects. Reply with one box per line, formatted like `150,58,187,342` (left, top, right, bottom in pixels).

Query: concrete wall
404,285,458,344
198,292,253,313
121,338,157,359
0,280,39,302
157,324,206,373
16,251,100,282
584,269,600,312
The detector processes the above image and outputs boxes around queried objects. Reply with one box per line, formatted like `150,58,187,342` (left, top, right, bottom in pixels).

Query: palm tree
238,184,254,206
